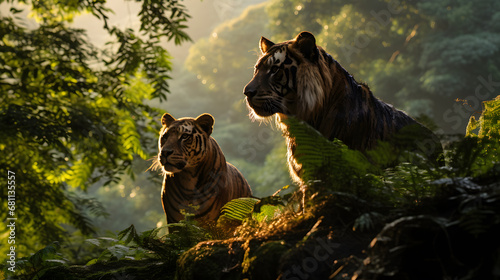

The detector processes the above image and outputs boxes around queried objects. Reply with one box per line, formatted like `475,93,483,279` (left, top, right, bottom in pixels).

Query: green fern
63,159,93,188
383,161,441,205
85,220,211,266
118,224,141,245
218,197,260,226
119,114,149,160
65,191,109,236
284,118,354,178
280,116,379,196
217,186,297,228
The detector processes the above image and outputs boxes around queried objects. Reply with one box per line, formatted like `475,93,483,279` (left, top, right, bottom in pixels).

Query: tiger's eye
270,65,280,74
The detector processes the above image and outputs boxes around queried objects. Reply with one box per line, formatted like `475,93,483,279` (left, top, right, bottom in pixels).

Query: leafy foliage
137,0,191,45
252,204,285,223
15,242,67,280
467,95,500,139
217,195,286,228
112,219,211,263
281,114,499,209
11,219,212,279
0,0,191,261
218,197,260,226
280,116,382,198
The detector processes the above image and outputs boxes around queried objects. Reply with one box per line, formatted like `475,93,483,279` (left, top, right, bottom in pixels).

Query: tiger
243,31,443,183
154,113,252,224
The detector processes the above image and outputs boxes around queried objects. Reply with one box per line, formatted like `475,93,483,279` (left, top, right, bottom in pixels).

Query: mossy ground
36,174,499,280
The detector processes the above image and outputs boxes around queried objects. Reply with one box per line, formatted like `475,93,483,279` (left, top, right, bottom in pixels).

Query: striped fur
156,113,252,224
244,31,443,183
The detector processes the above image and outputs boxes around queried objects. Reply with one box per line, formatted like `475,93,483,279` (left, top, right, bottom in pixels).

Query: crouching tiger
154,113,252,224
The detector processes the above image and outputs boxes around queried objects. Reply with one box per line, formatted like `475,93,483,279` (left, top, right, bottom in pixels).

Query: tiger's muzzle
244,79,277,117
159,150,187,173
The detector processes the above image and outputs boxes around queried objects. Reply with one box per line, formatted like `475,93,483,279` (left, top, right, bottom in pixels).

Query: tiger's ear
260,36,275,54
195,113,214,135
293,31,318,61
161,113,176,127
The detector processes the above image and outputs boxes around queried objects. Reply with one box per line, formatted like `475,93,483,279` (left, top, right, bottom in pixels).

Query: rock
176,241,245,280
242,240,290,280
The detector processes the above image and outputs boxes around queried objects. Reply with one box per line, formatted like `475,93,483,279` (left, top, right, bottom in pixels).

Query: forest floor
37,170,500,280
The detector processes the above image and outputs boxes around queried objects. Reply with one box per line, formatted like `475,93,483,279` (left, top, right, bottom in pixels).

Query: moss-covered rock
242,240,290,280
176,241,245,280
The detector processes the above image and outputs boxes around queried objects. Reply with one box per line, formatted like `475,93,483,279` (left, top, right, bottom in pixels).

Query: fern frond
63,159,93,188
219,197,260,222
119,114,149,160
281,117,374,190
67,191,109,218
67,209,96,236
118,224,141,245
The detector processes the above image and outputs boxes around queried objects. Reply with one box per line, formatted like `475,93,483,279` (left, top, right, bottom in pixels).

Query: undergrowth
8,96,500,279
11,216,211,280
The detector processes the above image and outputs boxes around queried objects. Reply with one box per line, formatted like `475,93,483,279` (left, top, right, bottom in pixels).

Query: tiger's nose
244,88,256,98
159,149,174,165
243,82,257,98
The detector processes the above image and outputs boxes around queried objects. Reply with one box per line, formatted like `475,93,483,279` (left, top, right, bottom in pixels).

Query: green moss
242,240,290,280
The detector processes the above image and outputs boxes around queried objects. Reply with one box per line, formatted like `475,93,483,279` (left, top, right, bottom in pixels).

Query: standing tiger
156,113,252,224
243,31,443,183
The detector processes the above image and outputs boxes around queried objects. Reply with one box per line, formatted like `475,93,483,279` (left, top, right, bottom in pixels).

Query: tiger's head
243,31,333,121
158,113,214,174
